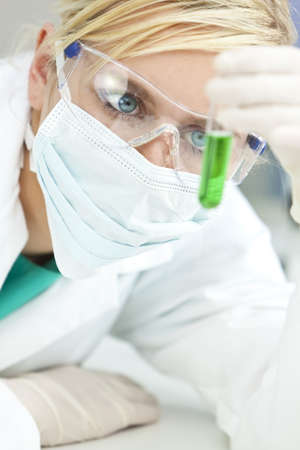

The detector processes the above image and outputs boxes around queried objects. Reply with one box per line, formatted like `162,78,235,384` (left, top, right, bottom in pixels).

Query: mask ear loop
24,120,37,173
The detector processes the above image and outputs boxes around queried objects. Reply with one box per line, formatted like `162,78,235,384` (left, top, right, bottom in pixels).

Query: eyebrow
122,78,210,129
179,119,208,131
127,78,156,106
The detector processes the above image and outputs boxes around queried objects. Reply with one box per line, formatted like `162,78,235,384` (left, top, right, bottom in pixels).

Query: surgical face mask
26,42,264,279
27,103,217,279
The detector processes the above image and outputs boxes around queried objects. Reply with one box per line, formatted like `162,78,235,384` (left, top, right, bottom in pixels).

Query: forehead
119,50,217,114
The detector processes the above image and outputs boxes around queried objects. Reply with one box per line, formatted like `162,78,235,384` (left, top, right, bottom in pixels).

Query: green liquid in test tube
199,131,233,209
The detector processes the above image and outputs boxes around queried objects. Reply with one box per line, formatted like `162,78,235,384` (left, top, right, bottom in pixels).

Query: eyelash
102,102,139,123
100,91,146,122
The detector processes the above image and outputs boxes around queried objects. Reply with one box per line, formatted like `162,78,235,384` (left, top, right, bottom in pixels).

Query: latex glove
3,365,159,447
206,46,300,223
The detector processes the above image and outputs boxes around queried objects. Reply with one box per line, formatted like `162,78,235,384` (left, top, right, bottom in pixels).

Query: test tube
199,130,233,209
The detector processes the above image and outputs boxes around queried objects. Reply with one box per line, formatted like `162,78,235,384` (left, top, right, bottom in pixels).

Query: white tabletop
52,406,228,450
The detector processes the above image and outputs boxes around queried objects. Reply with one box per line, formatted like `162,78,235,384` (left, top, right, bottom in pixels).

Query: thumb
290,177,300,224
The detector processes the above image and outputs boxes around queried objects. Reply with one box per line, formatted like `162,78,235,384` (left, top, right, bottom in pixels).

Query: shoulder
0,52,33,130
0,52,33,288
0,52,33,149
0,52,32,84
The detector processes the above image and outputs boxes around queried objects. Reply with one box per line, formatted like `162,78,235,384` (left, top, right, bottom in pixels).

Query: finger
130,399,160,426
206,74,300,106
94,371,154,403
93,371,141,388
216,106,300,139
214,46,300,75
131,392,159,407
112,373,143,389
105,375,157,404
290,181,300,224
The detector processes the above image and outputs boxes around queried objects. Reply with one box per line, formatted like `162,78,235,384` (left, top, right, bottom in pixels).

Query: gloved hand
206,46,300,223
3,365,159,447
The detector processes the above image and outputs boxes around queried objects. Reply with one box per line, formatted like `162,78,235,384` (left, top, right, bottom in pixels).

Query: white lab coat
0,53,299,450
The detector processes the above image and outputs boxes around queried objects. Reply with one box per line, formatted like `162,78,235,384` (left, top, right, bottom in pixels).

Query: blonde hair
49,0,297,61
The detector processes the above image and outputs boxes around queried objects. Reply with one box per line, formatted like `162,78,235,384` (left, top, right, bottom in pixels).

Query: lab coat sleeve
112,185,299,450
0,379,40,450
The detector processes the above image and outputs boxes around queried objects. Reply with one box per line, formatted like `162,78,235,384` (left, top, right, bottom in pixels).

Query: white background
1,0,56,57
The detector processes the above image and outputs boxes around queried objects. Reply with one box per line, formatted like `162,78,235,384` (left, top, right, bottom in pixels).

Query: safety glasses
56,41,267,184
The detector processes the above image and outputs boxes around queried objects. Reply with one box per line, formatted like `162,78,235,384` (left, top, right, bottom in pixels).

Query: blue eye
97,88,140,116
185,130,206,150
191,130,205,147
118,94,138,114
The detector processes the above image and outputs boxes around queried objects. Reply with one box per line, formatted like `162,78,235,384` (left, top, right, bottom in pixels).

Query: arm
112,185,297,449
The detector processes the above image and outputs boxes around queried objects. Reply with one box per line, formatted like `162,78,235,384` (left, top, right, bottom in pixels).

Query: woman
1,0,300,448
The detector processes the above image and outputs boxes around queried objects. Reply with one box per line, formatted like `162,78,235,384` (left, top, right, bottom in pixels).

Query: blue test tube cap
64,41,81,59
247,134,267,155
